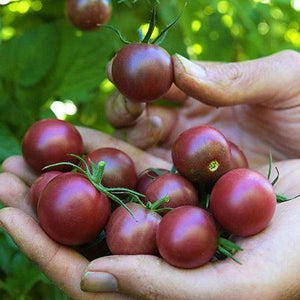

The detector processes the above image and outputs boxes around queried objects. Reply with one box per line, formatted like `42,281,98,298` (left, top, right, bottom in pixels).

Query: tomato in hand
22,119,84,172
172,125,232,185
66,0,112,31
229,142,249,169
156,206,218,269
106,202,162,255
135,168,169,195
111,43,173,102
210,168,276,237
29,171,62,212
144,173,198,213
38,173,110,246
84,147,137,189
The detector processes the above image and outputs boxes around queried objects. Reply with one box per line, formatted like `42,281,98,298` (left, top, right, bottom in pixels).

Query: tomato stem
142,8,157,43
152,2,187,45
150,195,170,210
276,193,300,202
267,151,273,180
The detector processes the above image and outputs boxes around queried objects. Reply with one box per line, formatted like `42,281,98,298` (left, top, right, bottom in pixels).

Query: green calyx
43,154,146,219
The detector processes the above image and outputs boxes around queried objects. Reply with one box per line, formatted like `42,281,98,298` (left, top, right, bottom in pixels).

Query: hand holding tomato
2,50,300,299
110,50,300,169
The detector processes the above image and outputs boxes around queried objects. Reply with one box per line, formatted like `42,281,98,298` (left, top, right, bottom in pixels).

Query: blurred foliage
0,0,300,298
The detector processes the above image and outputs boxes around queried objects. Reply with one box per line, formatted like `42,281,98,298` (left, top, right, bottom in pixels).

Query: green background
0,0,299,298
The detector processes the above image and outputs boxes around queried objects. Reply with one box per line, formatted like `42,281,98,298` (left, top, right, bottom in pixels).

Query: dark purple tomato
29,171,62,213
37,173,110,246
111,43,173,102
66,0,111,31
135,168,170,195
22,119,84,172
229,142,249,169
210,168,276,237
144,173,198,213
156,206,218,269
84,147,137,189
172,125,232,185
106,202,162,255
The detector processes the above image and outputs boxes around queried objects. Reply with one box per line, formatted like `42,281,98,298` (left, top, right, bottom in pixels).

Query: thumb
80,255,231,300
173,50,300,108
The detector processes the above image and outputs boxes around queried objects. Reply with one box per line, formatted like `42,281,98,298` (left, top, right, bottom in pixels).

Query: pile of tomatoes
21,1,279,269
22,118,277,269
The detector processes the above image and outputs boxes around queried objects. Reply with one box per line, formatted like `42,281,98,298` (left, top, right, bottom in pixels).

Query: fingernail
80,271,118,293
174,54,207,79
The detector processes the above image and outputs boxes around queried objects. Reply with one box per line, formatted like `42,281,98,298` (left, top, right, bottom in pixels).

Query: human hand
109,50,300,168
0,129,170,300
1,50,300,300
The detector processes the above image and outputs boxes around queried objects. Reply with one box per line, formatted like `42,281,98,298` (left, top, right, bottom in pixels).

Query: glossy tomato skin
22,119,84,172
38,173,111,246
210,168,276,237
229,142,249,169
157,206,218,269
111,43,173,102
145,173,198,213
66,0,111,31
106,203,162,255
172,125,232,185
29,171,62,213
84,147,137,189
135,168,170,195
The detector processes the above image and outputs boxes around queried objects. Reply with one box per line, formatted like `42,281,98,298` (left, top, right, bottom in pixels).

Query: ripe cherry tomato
229,142,249,169
22,119,84,172
145,173,198,213
38,173,110,246
135,168,169,195
111,43,173,102
172,125,232,185
29,171,62,212
156,206,218,269
66,0,112,31
210,168,276,237
106,203,162,255
84,147,137,189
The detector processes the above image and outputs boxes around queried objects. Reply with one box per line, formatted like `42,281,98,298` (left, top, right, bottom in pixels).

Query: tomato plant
156,206,218,268
210,168,276,237
38,173,111,246
22,119,84,172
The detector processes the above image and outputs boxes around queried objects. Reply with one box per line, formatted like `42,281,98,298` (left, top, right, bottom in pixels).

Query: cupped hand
1,50,300,300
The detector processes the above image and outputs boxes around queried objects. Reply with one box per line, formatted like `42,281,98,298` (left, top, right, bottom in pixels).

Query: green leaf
0,24,58,87
0,124,21,163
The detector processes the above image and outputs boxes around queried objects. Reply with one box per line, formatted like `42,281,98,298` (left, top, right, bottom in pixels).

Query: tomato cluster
23,119,278,269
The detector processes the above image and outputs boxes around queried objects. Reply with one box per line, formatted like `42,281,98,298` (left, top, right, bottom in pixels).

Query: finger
2,155,38,185
162,83,188,103
173,50,300,108
0,172,34,217
105,90,146,128
77,126,172,172
114,114,163,149
0,207,130,300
